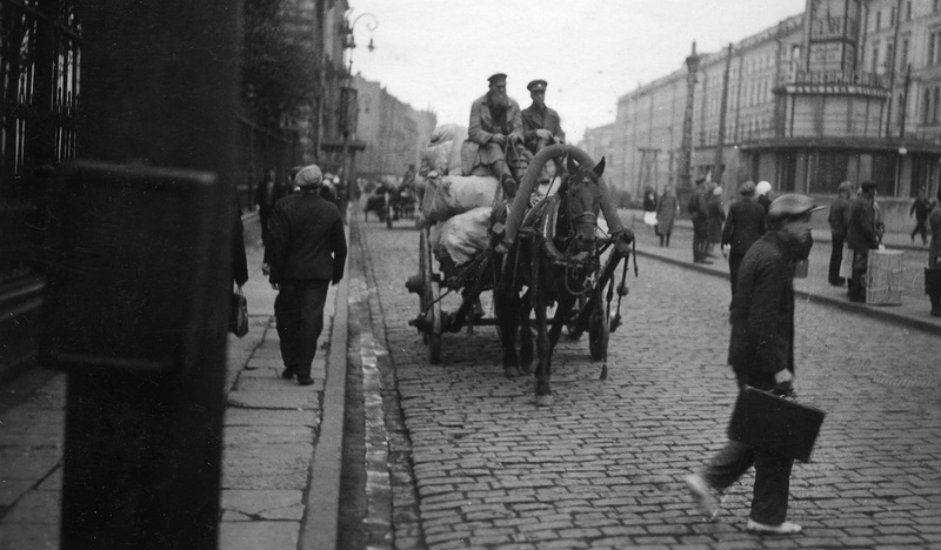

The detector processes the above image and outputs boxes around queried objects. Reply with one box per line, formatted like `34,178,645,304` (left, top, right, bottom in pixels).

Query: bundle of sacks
418,123,466,177
412,124,501,273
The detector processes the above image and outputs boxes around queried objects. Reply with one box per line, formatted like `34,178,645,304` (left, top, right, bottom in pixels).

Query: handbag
728,385,825,463
230,286,249,338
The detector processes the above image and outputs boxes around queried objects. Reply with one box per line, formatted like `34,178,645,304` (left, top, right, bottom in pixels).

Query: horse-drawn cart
406,145,636,386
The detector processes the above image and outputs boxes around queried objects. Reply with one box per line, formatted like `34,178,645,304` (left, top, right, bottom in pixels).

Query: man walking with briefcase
685,193,825,535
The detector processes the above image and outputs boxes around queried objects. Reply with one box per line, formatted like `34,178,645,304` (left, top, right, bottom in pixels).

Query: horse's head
561,156,605,254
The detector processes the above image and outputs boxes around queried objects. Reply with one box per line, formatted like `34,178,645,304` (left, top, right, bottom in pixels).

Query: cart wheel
419,229,443,363
588,297,610,361
429,300,442,364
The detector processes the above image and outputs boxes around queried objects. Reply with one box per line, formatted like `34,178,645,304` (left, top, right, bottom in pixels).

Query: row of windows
921,86,941,123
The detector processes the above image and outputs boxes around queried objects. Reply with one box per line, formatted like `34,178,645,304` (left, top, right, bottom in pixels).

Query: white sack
421,174,499,224
434,206,492,265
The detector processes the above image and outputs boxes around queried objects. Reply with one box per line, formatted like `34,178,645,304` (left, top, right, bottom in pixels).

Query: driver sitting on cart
465,73,525,200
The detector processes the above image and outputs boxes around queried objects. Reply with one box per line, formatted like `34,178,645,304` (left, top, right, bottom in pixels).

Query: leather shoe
281,367,295,380
297,376,314,386
684,474,719,520
746,519,802,534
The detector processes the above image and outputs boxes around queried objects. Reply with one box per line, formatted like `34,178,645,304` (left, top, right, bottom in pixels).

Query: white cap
294,165,323,188
756,181,772,196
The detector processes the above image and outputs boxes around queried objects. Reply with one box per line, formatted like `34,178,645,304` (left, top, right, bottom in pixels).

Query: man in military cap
466,73,525,199
521,79,565,154
686,193,824,536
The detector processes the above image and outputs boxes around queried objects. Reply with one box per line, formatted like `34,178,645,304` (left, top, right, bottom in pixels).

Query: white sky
346,0,807,143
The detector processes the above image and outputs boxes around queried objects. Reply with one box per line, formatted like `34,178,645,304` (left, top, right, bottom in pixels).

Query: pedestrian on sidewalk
846,181,880,303
926,188,941,317
655,185,679,247
689,177,712,264
827,181,853,286
910,186,932,246
642,186,658,234
707,184,726,258
756,180,773,215
720,180,765,297
685,193,824,536
267,164,347,386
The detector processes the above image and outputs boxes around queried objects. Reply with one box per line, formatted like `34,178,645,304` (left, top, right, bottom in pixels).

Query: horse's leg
494,285,522,378
519,288,534,374
532,258,553,406
549,294,575,349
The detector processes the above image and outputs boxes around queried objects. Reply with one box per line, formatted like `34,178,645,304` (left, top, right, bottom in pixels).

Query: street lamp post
340,11,378,212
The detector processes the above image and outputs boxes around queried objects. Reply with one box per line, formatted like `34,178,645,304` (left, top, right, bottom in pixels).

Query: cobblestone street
354,215,941,550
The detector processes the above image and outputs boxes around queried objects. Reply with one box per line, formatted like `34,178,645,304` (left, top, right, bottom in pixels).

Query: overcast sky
346,1,808,143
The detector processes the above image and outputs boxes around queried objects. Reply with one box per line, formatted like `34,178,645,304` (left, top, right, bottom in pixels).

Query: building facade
604,0,940,231
353,74,436,184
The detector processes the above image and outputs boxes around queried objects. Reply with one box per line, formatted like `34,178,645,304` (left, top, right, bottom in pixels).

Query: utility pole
679,42,701,205
714,43,733,185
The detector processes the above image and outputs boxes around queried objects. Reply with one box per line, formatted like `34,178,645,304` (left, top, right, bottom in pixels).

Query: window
890,6,896,26
931,32,941,64
925,89,933,124
906,1,912,21
901,39,909,68
935,87,941,123
872,45,880,73
875,11,881,31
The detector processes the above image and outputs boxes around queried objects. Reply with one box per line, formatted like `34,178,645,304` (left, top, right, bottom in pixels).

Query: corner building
609,0,941,231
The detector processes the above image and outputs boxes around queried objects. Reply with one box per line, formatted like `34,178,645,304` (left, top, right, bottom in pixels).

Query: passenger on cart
521,78,566,191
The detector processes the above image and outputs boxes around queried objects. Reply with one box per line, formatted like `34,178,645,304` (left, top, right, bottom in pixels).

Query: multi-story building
353,75,436,184
602,0,940,231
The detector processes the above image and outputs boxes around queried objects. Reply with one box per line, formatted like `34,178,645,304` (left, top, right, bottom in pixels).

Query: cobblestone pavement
355,216,941,550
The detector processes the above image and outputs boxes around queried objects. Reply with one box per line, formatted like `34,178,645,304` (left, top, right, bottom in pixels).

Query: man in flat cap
686,193,824,536
521,79,565,155
267,164,347,386
846,181,880,302
466,73,525,199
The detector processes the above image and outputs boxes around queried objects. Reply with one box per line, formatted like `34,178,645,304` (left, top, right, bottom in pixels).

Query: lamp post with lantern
337,11,377,212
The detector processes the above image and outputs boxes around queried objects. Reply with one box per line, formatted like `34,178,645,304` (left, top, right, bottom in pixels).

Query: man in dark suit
846,181,880,303
686,193,824,535
267,164,347,386
253,167,285,245
721,180,766,296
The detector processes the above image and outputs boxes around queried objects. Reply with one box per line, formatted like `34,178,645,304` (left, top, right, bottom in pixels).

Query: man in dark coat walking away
689,178,711,264
827,181,853,286
267,164,347,386
910,186,932,245
846,181,880,303
685,193,824,535
720,180,765,296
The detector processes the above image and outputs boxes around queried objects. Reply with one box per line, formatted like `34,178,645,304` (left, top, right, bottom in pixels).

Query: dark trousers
703,440,794,524
911,219,928,244
848,249,869,301
274,279,330,378
692,221,709,261
728,253,745,295
828,233,845,283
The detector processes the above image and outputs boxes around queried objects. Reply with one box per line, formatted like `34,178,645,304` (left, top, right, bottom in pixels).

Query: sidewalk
0,219,350,550
620,208,941,336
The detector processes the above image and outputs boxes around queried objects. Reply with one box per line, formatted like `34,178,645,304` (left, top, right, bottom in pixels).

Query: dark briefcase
728,386,825,463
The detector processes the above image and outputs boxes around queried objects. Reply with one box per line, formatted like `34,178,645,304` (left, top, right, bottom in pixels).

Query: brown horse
493,155,612,406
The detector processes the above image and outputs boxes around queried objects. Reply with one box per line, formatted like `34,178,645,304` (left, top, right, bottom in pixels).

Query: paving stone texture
357,214,940,550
